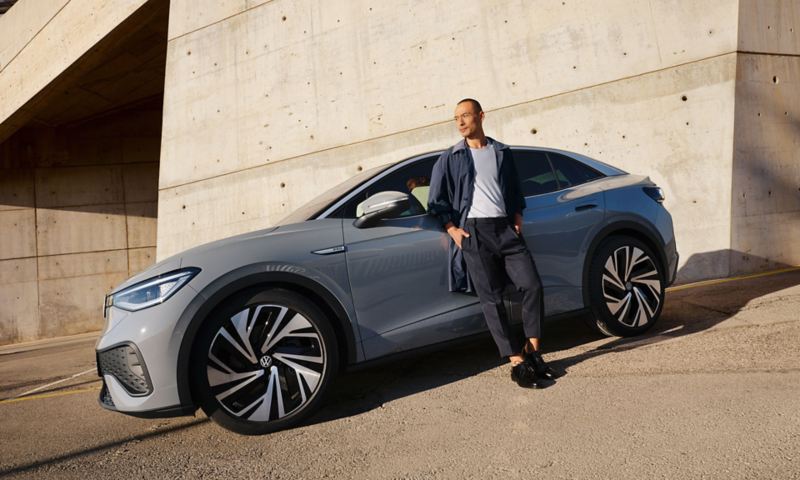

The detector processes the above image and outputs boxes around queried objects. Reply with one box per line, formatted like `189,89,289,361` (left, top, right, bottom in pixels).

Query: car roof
391,146,627,177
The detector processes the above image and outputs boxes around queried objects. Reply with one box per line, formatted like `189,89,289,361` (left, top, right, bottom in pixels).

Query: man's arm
427,152,455,228
428,151,470,247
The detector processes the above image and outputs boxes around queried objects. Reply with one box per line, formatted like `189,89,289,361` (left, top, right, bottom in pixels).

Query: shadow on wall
729,62,800,276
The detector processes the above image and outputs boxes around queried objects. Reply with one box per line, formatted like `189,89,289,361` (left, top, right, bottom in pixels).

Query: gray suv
96,147,678,435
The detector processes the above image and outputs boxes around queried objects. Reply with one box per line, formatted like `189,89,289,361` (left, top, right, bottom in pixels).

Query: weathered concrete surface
1,270,799,479
729,0,800,276
0,100,162,345
0,258,38,343
155,0,770,281
158,50,738,274
156,0,800,285
0,0,169,345
731,53,800,274
738,0,800,54
0,0,149,142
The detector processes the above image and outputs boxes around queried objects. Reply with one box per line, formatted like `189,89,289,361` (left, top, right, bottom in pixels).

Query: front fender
171,262,360,410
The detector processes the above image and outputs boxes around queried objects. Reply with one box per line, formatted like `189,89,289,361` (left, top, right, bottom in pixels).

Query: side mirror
353,191,410,228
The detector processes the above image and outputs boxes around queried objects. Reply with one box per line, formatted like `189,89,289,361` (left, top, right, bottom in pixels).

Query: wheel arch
174,266,358,410
581,220,668,308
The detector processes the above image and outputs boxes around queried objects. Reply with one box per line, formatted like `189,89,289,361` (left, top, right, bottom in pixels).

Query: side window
334,156,438,218
513,150,559,196
547,152,603,188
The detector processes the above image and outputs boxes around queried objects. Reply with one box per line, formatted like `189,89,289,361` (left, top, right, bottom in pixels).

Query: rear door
513,148,605,314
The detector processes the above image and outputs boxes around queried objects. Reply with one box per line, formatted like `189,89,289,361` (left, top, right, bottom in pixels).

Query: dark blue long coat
427,137,527,292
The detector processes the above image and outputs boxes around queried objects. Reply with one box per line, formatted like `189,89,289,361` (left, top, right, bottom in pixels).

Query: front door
336,156,484,359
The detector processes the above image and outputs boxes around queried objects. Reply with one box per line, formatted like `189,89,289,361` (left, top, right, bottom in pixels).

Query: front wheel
191,288,338,435
587,235,665,337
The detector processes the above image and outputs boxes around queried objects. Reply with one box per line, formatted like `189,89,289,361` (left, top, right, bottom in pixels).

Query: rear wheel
587,235,665,337
191,288,338,435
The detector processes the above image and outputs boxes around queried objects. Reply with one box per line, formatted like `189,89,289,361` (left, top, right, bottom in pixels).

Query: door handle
574,204,597,212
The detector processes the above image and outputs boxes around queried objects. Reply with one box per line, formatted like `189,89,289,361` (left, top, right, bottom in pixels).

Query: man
427,98,556,388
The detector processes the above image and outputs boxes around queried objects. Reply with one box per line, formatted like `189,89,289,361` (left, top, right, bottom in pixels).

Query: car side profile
96,146,678,435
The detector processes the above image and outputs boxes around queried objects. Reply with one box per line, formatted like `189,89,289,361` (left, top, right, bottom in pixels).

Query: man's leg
461,222,521,359
503,249,543,343
500,224,557,380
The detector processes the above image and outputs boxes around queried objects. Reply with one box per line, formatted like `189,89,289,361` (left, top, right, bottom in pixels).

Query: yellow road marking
0,385,100,405
667,265,800,292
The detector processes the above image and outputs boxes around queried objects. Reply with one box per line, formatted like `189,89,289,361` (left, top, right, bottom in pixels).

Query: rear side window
512,150,559,196
547,152,603,188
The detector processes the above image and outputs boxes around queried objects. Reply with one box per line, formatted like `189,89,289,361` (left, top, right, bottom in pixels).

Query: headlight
109,268,200,312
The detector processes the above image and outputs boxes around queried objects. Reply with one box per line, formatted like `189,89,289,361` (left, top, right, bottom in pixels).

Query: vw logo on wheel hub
259,355,273,368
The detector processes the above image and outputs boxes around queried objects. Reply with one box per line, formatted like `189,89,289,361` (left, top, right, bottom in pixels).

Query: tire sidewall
191,288,339,435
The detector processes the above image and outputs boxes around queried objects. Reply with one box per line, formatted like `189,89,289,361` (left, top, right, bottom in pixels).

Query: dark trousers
461,217,543,358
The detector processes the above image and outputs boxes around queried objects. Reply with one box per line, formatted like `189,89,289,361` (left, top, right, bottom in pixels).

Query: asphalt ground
1,270,799,479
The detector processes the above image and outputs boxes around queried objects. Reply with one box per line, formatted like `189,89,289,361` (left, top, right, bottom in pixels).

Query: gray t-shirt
466,144,507,218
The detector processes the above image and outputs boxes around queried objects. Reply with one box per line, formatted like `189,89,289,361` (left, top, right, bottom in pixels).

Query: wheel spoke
215,369,264,401
632,290,649,327
230,309,258,363
625,247,646,281
262,312,315,353
634,285,659,318
604,255,625,290
260,306,289,354
208,366,259,388
605,291,631,315
273,353,322,391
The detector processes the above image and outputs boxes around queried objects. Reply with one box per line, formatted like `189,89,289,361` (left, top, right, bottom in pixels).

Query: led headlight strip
110,267,200,312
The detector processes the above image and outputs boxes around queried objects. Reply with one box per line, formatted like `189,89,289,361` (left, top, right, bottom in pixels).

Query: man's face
454,101,483,138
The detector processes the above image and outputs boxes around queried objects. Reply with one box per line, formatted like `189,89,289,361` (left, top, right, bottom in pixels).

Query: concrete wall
0,0,149,142
0,100,161,345
730,0,800,274
1,0,797,344
158,0,747,282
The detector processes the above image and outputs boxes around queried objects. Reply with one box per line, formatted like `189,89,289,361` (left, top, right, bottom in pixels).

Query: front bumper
95,283,200,417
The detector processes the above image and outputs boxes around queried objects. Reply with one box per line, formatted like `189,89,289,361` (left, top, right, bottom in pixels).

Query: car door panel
343,213,482,360
521,186,605,314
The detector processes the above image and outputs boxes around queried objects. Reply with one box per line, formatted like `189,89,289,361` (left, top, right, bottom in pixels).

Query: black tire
586,235,665,337
191,288,338,435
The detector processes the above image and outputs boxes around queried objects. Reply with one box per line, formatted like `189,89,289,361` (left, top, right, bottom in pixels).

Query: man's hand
445,222,470,249
514,212,523,235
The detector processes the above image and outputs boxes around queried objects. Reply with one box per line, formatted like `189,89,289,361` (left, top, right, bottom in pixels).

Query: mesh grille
97,344,152,395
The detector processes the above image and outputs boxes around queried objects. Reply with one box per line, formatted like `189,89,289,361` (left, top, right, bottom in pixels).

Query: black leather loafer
510,361,544,388
525,350,560,380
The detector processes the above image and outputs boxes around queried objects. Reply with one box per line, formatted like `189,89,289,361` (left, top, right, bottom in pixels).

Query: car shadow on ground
0,418,209,478
309,267,800,428
549,265,800,373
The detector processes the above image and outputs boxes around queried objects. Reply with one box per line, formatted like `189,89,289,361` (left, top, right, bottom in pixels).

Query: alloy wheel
601,245,662,328
206,303,326,422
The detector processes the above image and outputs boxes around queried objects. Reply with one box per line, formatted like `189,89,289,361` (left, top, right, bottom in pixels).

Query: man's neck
465,134,488,149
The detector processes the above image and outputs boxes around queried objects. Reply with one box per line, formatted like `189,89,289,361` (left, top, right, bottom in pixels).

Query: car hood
110,220,338,294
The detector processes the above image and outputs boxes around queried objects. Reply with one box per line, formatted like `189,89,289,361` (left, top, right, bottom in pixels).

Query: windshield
278,163,394,225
